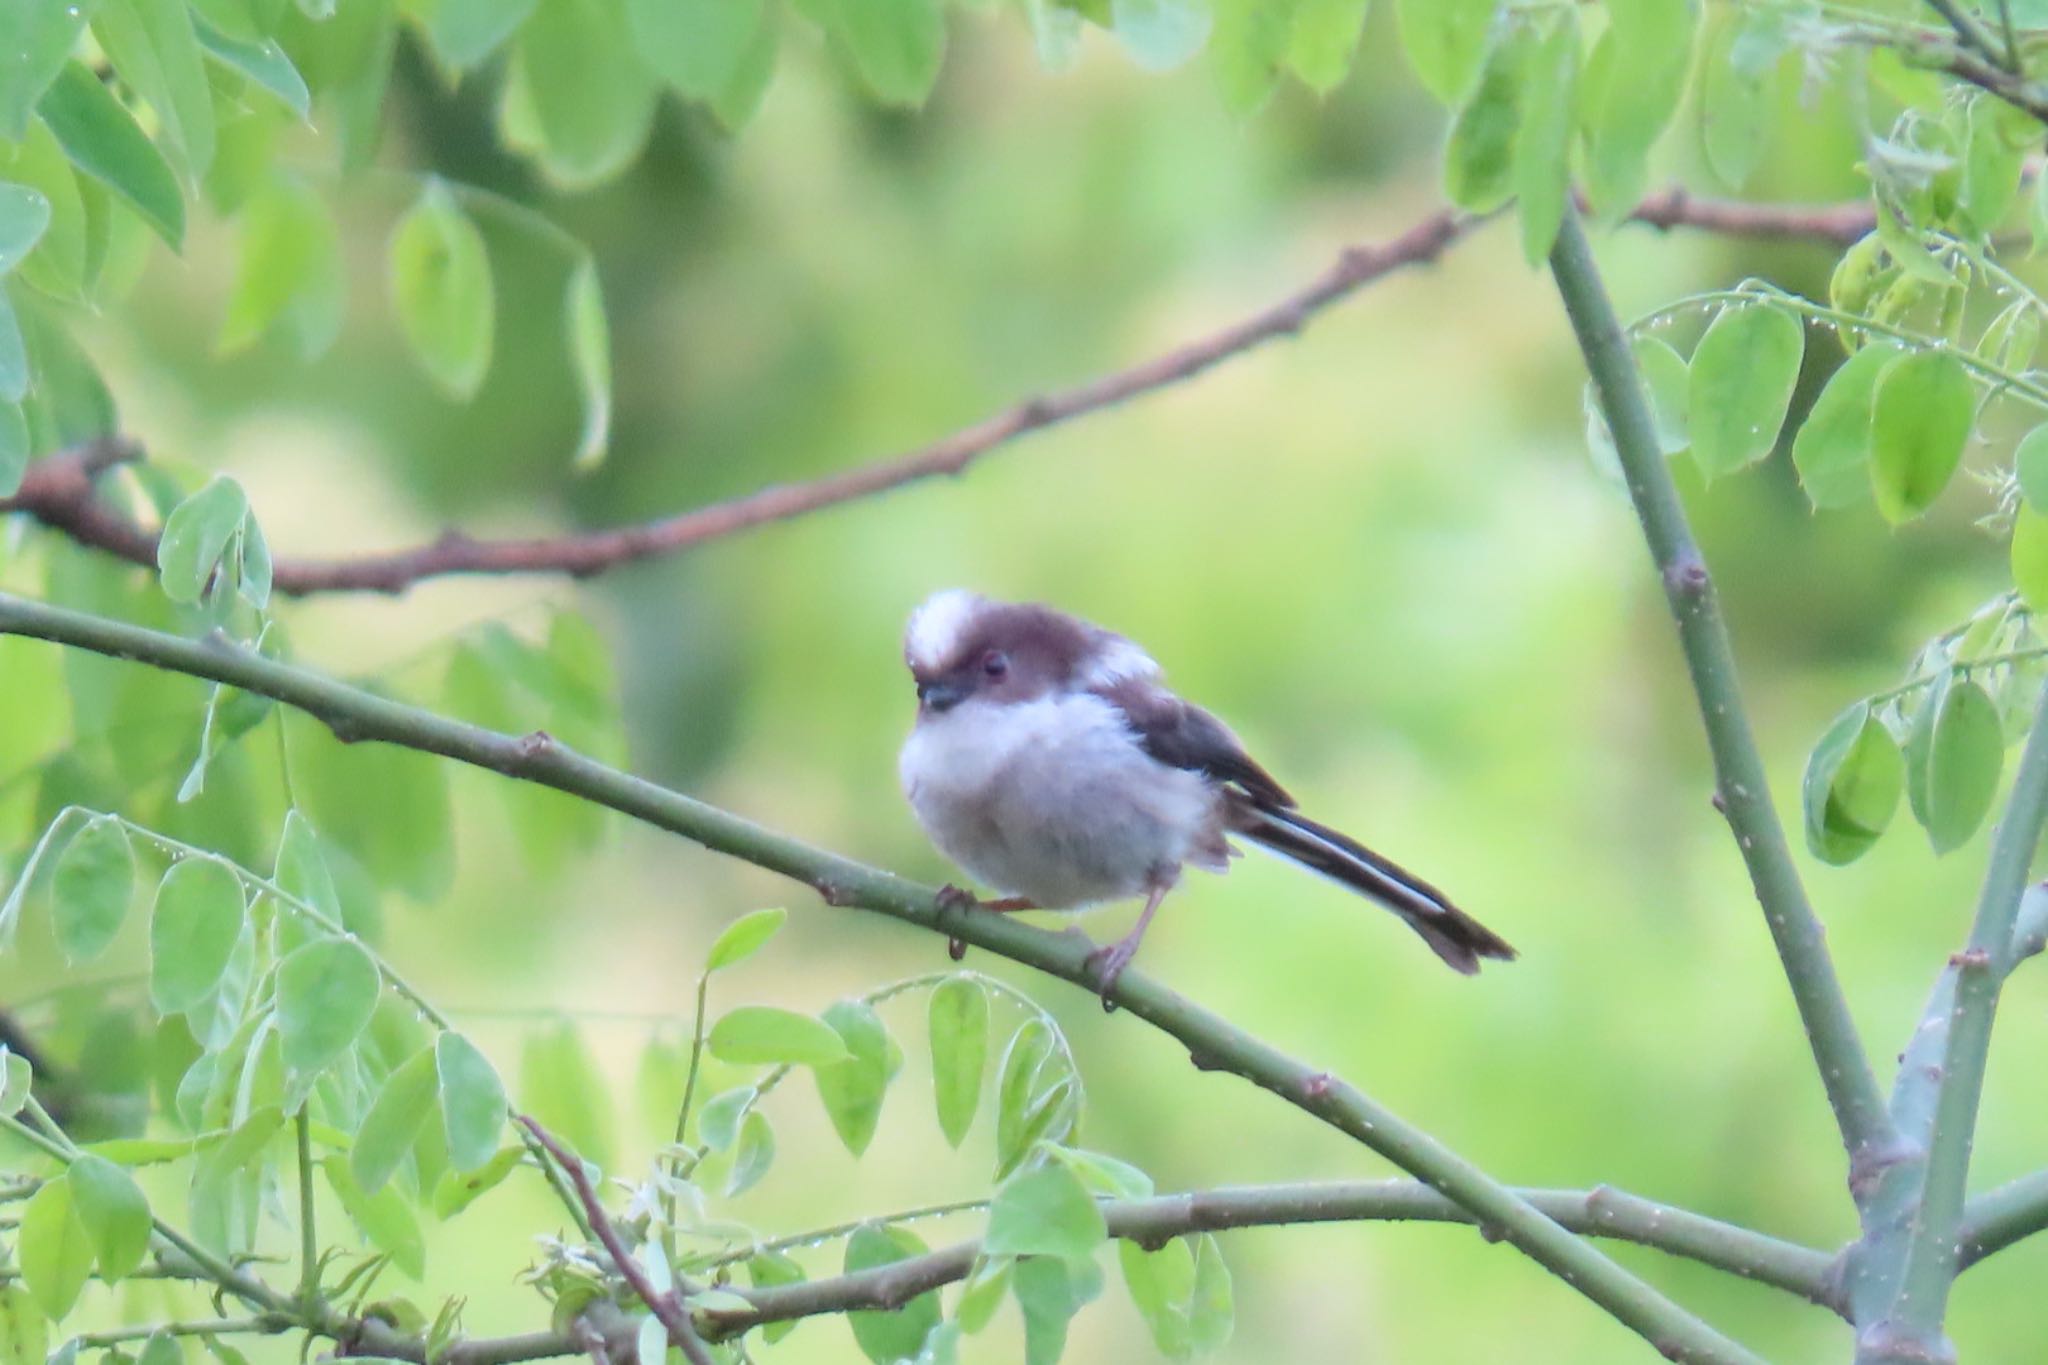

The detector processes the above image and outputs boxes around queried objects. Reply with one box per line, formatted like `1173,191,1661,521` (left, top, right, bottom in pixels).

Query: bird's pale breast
898,691,1223,907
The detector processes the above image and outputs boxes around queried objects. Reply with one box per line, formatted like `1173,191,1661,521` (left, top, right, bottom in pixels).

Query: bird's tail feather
1233,805,1515,974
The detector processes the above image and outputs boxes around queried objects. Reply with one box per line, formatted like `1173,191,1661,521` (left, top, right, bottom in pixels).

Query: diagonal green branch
0,591,1764,1364
1545,210,1899,1185
1856,677,2048,1364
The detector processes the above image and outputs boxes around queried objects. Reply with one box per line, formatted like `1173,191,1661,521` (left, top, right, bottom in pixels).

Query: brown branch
3,190,1876,596
514,1116,715,1365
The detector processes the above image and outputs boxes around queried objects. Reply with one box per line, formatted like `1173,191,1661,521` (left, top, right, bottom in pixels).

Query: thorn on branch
515,730,558,761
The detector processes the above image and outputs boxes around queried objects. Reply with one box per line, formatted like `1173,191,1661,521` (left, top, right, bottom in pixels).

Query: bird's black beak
917,680,968,713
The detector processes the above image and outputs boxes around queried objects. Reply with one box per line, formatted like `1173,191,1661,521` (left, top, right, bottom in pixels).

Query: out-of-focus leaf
0,1284,46,1365
388,181,493,399
1045,1143,1154,1199
844,1224,941,1364
0,3,98,140
195,22,311,117
1870,348,1975,523
436,1031,507,1172
0,122,87,299
697,1086,755,1151
1013,1254,1102,1365
1394,0,1492,104
1285,0,1370,92
431,1144,522,1219
1188,1234,1233,1353
18,1177,91,1320
217,179,342,357
0,1050,30,1116
928,974,987,1148
1801,701,1903,865
51,817,133,963
566,257,610,469
1120,1237,1196,1357
1699,7,1783,190
412,0,540,71
0,184,52,274
518,1022,614,1170
1111,0,1210,72
1791,342,1902,509
1442,26,1522,214
626,0,766,97
985,1162,1107,1261
1905,674,2005,853
65,1154,151,1282
812,999,899,1156
321,1154,425,1278
0,291,23,404
351,1044,437,1194
832,0,946,105
275,936,381,1079
36,62,184,247
2013,508,2048,613
724,1110,774,1196
747,1251,804,1345
1580,0,1696,217
1514,14,1577,264
509,0,658,187
1687,302,1803,478
708,1006,852,1068
1632,335,1690,458
149,858,246,1013
93,0,216,181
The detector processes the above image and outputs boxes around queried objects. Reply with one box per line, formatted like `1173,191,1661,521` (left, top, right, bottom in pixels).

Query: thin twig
0,191,1878,597
1546,210,1900,1189
515,1116,716,1365
0,594,1764,1363
1924,0,2018,71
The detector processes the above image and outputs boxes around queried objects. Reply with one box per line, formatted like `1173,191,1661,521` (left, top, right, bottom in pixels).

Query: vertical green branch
1858,677,2048,1363
1546,211,1898,1176
296,1112,320,1306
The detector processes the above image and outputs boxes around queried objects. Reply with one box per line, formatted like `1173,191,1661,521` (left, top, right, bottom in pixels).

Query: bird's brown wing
1090,679,1295,808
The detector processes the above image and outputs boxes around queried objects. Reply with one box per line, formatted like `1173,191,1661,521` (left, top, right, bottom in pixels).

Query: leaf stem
1549,211,1899,1181
296,1111,319,1305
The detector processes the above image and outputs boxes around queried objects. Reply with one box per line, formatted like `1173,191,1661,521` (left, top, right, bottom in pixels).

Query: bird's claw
1085,940,1139,1012
935,883,978,913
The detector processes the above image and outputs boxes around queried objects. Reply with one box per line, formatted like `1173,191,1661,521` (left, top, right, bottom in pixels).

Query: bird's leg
979,896,1038,912
1087,875,1174,1010
938,888,1042,960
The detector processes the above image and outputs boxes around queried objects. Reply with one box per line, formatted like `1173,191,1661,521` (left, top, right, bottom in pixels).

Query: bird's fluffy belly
899,693,1224,908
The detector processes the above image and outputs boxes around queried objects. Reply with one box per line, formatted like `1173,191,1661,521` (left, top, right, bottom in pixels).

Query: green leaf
0,291,24,405
725,1109,774,1196
1579,0,1695,217
1441,28,1521,214
1188,1234,1232,1353
510,0,658,187
65,1154,151,1282
195,22,310,117
1907,674,2005,853
36,62,184,247
412,0,538,70
133,1332,183,1365
812,999,899,1157
436,1030,507,1171
93,0,216,182
928,975,986,1148
1013,1254,1101,1365
832,0,946,105
1698,8,1781,191
274,810,342,924
2013,508,2048,613
1394,0,1492,105
431,1143,522,1219
0,184,52,274
1870,348,1975,523
747,1250,805,1345
1285,0,1370,92
1801,701,1903,865
1686,303,1803,478
985,1162,1107,1261
0,1049,30,1116
1208,0,1294,114
566,257,611,469
275,935,381,1080
1513,14,1577,265
0,2,98,141
149,858,246,1013
1120,1237,1196,1357
1045,1144,1153,1199
707,1005,852,1068
1791,342,1903,510
156,476,249,604
0,399,24,497
0,1285,46,1365
388,181,494,400
705,905,786,972
351,1044,437,1194
18,1177,91,1321
217,179,342,357
321,1154,424,1278
1111,0,1210,72
0,122,87,300
995,1018,1075,1177
518,1022,614,1170
1960,96,2028,238
843,1224,941,1364
697,1085,755,1150
955,1256,1010,1335
51,817,133,963
1631,335,1689,458
626,0,767,98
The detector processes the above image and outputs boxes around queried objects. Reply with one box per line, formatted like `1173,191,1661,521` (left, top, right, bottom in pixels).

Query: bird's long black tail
1233,804,1515,974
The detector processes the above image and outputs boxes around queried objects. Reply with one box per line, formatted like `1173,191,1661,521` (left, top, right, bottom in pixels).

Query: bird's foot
1085,935,1143,1013
935,883,979,913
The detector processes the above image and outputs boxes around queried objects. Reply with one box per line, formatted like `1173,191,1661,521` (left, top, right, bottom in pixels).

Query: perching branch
515,1116,716,1365
0,593,1766,1364
1545,210,1900,1184
1857,679,2048,1364
0,192,1877,597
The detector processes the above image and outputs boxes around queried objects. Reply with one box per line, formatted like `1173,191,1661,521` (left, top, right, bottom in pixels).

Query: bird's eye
981,650,1009,680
